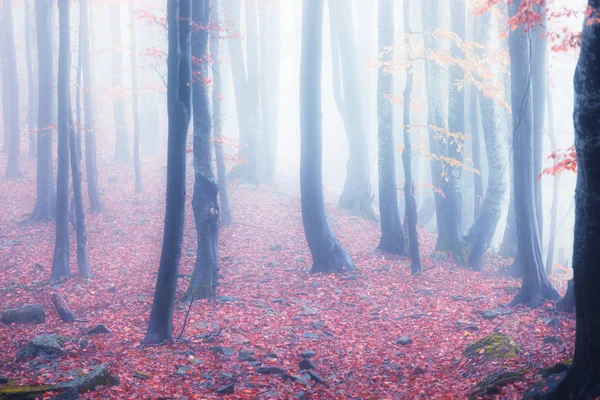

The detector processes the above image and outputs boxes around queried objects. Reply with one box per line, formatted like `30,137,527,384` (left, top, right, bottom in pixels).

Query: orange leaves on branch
539,146,577,178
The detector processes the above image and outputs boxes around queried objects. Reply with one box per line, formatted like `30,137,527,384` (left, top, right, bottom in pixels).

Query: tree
402,0,422,274
507,0,559,307
300,0,354,274
543,2,600,396
25,0,36,159
545,86,559,275
1,0,22,178
30,0,56,221
129,0,142,194
144,0,192,344
184,0,220,302
51,0,72,282
80,0,101,212
110,4,131,162
210,0,233,225
328,0,374,219
375,0,407,255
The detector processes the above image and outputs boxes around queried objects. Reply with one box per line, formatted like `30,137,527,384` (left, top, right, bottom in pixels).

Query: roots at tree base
509,281,560,308
310,238,356,273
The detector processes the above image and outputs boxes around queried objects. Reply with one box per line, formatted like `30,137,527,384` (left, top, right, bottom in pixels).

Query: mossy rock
463,333,521,359
0,384,56,399
15,334,77,361
469,370,523,400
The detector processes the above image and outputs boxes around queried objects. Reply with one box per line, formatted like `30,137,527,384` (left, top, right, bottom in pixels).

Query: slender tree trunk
110,4,130,162
1,0,22,178
25,0,36,159
470,89,483,218
375,0,407,255
144,0,192,344
402,0,422,274
129,0,142,194
80,0,101,212
30,0,55,221
545,87,559,275
210,0,233,225
300,0,354,274
507,0,558,307
75,33,82,164
51,0,72,282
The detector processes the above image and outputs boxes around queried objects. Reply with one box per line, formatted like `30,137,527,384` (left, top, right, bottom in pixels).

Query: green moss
464,333,521,359
0,384,56,399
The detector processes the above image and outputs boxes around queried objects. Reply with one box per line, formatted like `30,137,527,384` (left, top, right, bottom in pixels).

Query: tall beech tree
544,1,600,395
300,0,354,274
110,4,131,162
545,87,559,275
51,0,72,282
507,0,558,307
376,0,407,255
1,0,22,178
129,0,142,194
25,0,36,159
30,0,56,221
144,0,192,344
184,0,220,301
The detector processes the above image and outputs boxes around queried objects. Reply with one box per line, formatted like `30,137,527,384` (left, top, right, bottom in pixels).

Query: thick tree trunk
144,0,192,344
1,0,22,178
210,1,233,225
328,0,374,220
110,4,130,163
464,11,508,271
300,0,354,274
470,90,483,219
545,87,559,275
129,0,142,194
51,0,72,282
183,0,220,302
507,0,558,308
402,0,422,274
80,0,101,212
543,3,600,395
375,0,407,255
30,0,56,221
25,0,36,159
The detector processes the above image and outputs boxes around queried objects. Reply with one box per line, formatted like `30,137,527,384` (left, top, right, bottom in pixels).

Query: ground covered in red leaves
0,157,574,399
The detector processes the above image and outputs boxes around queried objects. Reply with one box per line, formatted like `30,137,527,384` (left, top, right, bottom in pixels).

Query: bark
300,0,354,274
470,89,483,219
25,0,36,159
210,1,233,225
75,30,83,164
402,0,422,274
51,293,77,322
110,4,131,162
464,11,507,271
80,0,101,212
129,0,142,194
328,0,374,220
507,0,559,308
543,3,600,395
1,0,22,177
144,0,192,344
51,0,72,282
375,0,407,255
30,0,56,221
545,86,559,275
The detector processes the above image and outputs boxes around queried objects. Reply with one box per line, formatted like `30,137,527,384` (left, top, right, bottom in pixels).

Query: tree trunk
51,0,72,282
144,0,192,344
110,4,130,163
129,0,142,194
75,30,83,164
300,0,354,274
507,0,559,308
328,0,374,220
25,0,36,159
210,0,233,225
402,0,422,274
545,86,559,275
1,0,22,178
375,0,407,255
80,0,101,212
543,3,600,395
470,89,483,219
464,10,508,271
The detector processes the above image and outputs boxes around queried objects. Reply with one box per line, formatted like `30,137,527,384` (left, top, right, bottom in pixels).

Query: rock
248,361,262,367
463,333,521,359
291,373,311,385
340,275,358,281
210,346,235,356
270,243,283,251
107,286,116,293
1,304,45,324
51,387,80,400
540,361,570,377
546,318,562,328
70,364,119,392
0,376,7,385
416,289,434,297
300,350,316,359
482,310,498,320
216,383,235,394
395,336,412,346
265,352,278,359
469,370,523,399
256,366,286,375
79,338,89,349
266,261,278,268
456,320,479,331
294,391,307,399
134,371,152,380
307,370,325,383
237,351,256,362
15,334,72,361
451,295,474,302
176,366,192,376
34,263,45,272
299,359,317,370
543,336,562,345
523,372,567,400
413,367,425,375
303,332,319,340
217,296,239,303
296,256,306,263
85,324,112,335
311,321,325,330
272,298,286,304
301,306,318,316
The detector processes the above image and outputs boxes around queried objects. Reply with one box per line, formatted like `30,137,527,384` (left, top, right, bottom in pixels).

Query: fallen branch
51,293,87,323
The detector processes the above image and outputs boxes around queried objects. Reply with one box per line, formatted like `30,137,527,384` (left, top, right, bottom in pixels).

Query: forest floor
0,157,574,399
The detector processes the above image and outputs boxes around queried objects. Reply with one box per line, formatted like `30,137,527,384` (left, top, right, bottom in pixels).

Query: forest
0,0,597,398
